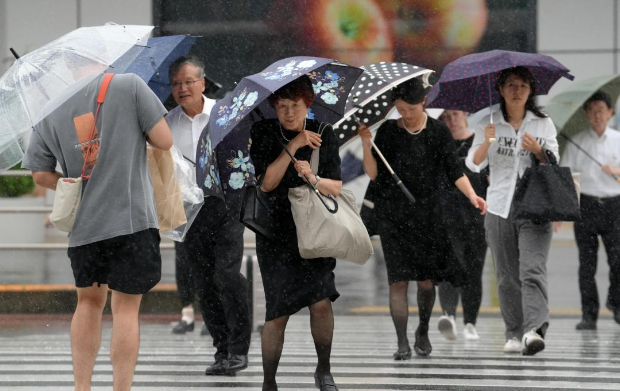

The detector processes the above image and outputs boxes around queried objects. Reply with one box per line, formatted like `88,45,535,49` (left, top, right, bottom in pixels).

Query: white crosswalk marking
1,315,620,390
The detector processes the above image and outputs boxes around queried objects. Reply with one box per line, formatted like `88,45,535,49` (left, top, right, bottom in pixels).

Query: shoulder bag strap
310,122,327,174
80,73,114,179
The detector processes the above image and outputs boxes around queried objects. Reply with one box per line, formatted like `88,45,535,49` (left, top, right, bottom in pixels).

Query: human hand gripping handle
485,123,496,144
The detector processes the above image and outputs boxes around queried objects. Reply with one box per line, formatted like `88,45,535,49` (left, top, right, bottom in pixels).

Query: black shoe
226,354,248,374
414,325,432,357
314,373,339,391
392,347,412,360
200,323,210,336
205,357,229,376
172,320,194,334
576,319,597,330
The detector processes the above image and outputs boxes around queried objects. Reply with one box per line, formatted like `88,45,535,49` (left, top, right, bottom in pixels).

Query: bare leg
309,299,334,376
71,284,108,391
110,290,143,391
261,315,289,391
389,280,410,352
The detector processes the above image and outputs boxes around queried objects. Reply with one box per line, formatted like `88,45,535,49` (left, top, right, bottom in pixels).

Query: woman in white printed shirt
466,66,559,356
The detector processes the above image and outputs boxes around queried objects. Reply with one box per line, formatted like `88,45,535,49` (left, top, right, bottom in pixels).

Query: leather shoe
226,354,248,374
414,324,432,356
575,319,597,330
314,372,339,391
172,320,194,334
392,347,412,360
205,357,228,376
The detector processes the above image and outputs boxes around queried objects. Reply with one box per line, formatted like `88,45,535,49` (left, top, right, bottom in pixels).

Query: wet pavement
1,224,620,389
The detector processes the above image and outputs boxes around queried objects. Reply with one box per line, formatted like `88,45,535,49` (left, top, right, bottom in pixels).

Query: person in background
436,109,488,341
466,66,559,356
560,90,620,330
166,55,210,337
250,76,342,391
166,56,252,376
358,78,487,359
22,73,172,390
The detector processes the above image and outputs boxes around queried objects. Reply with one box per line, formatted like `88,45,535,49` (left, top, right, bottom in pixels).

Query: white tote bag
288,124,373,265
50,177,83,232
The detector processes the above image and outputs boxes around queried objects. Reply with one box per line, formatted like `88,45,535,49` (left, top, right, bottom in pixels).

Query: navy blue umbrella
196,56,363,190
109,35,197,102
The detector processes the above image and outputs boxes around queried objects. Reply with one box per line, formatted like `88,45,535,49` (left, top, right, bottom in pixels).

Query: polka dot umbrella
332,62,434,147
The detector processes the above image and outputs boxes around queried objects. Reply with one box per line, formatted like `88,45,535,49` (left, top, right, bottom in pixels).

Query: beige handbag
147,146,187,232
50,74,114,232
287,124,373,265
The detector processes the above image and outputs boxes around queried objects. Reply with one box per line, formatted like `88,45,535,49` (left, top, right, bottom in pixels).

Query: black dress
372,118,465,285
250,119,341,321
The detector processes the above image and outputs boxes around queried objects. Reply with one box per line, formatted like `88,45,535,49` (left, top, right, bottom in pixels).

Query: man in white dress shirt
560,91,620,330
166,56,251,375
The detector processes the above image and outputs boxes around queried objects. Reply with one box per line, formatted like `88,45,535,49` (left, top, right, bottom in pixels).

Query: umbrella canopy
333,62,433,146
109,35,197,102
195,56,363,190
427,50,574,114
0,23,152,171
545,74,620,139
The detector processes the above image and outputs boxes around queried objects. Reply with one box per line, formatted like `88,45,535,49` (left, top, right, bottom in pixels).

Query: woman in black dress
436,109,488,342
358,78,487,358
250,76,342,391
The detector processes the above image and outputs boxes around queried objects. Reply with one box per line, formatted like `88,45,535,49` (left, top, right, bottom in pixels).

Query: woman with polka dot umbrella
333,62,434,146
427,50,574,126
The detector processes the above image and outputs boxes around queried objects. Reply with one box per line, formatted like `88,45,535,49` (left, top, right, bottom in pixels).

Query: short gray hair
168,55,205,81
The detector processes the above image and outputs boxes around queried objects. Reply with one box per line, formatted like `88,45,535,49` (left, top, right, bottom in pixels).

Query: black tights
261,299,334,391
389,280,435,351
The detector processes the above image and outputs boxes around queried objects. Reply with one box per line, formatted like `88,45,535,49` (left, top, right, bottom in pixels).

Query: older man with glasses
166,56,251,376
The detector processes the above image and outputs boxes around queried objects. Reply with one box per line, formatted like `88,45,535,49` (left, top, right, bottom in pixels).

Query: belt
581,194,620,203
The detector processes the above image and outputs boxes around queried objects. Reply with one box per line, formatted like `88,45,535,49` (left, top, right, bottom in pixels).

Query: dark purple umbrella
427,50,575,118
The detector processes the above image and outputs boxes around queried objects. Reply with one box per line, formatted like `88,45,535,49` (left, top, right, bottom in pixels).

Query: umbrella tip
9,48,19,59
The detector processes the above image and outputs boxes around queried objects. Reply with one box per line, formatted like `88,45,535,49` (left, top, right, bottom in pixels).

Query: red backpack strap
80,73,115,179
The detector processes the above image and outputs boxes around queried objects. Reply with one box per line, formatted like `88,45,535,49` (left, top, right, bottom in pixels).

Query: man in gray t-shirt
22,72,172,390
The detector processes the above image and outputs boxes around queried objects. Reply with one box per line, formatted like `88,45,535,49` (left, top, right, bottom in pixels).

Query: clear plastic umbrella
0,23,153,171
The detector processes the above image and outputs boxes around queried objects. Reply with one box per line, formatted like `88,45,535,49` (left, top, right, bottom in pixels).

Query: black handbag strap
531,149,558,166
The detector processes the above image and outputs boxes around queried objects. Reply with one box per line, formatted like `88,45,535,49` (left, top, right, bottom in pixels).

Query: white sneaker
522,328,545,356
503,337,521,353
463,323,480,340
437,314,457,340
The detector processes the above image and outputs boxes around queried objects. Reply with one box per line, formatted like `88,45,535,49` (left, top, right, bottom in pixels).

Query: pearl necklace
402,118,424,135
279,118,306,142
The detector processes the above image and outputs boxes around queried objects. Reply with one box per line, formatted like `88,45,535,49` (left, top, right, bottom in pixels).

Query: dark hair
583,90,613,111
168,55,205,81
496,66,546,121
268,75,315,107
392,77,428,105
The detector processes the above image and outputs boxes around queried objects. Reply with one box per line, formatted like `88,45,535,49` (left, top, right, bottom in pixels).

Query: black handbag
239,177,277,240
512,149,580,223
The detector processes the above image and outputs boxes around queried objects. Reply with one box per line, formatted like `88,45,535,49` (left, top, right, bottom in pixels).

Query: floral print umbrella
427,50,574,115
195,56,363,196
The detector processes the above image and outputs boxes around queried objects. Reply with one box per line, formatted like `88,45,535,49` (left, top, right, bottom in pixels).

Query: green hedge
0,163,34,197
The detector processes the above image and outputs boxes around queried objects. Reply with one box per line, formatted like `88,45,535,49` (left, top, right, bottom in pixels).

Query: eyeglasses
170,79,202,90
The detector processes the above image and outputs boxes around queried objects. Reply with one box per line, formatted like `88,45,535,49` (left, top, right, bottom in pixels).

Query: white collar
588,127,609,140
176,95,214,124
497,110,538,127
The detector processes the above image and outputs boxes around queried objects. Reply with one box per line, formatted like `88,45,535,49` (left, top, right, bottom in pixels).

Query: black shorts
67,229,162,294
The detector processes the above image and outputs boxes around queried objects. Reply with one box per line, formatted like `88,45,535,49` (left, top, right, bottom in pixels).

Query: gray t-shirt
23,73,167,247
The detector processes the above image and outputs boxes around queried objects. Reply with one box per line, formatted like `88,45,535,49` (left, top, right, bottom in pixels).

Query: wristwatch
313,175,321,187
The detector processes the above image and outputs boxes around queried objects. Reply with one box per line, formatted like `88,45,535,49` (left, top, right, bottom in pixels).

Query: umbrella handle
487,74,496,142
371,140,416,204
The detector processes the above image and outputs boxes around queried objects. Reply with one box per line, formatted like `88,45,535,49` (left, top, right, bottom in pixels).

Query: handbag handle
80,73,114,180
530,149,557,166
276,123,338,214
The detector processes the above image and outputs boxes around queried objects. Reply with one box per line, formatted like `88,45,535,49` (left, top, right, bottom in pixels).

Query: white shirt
560,127,620,198
466,110,559,218
165,95,216,179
